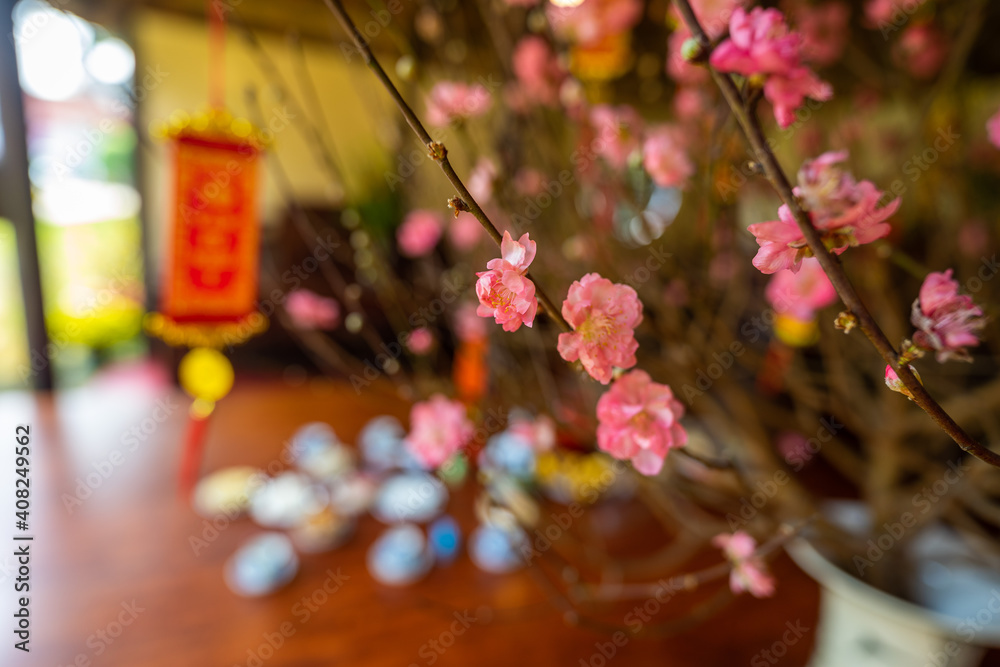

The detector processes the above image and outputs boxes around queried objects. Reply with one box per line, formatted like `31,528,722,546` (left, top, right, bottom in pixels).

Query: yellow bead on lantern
179,347,234,404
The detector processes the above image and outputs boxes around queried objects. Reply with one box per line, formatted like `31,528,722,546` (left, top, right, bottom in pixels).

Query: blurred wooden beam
62,0,409,50
0,0,53,390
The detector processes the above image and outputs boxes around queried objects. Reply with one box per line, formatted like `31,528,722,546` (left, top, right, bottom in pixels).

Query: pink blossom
590,105,644,170
777,432,813,468
763,65,833,129
507,413,557,452
710,7,832,128
690,0,746,36
448,212,485,251
911,270,986,362
712,532,776,598
864,0,922,27
642,125,693,188
596,370,687,475
397,210,444,258
795,2,850,67
403,395,475,469
895,23,947,80
558,273,643,384
512,36,565,107
986,108,1000,149
454,302,488,342
406,328,435,354
673,87,708,121
710,8,801,77
426,81,493,127
514,168,547,196
765,258,837,320
748,151,900,273
476,231,539,332
546,0,643,46
666,0,744,84
885,364,920,399
468,158,498,204
285,289,341,330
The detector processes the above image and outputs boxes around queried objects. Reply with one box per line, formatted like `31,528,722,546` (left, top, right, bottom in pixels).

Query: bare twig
322,0,571,332
671,0,1000,468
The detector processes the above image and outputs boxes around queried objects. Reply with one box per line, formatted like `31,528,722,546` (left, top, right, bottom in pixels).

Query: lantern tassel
179,399,215,497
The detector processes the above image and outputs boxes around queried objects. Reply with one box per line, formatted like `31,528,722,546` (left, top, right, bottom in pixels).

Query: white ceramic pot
788,538,988,667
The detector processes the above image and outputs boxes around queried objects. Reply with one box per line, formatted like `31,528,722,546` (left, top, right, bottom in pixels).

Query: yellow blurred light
179,347,234,403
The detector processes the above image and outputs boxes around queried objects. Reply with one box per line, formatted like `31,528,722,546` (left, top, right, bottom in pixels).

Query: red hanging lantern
143,4,271,495
145,110,268,348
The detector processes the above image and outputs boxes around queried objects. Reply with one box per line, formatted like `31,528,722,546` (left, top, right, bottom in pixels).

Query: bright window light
13,1,93,101
86,38,135,86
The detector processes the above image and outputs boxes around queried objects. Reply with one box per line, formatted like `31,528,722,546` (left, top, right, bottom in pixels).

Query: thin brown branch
672,0,1000,468
322,0,570,332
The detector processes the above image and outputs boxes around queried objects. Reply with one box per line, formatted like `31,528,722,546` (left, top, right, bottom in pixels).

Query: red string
208,0,226,109
179,408,212,498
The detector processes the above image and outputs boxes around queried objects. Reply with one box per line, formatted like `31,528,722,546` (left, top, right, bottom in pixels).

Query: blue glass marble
372,472,448,524
287,422,338,464
248,472,328,529
358,416,406,472
469,524,526,574
366,524,434,586
428,515,462,565
480,432,536,479
224,532,299,597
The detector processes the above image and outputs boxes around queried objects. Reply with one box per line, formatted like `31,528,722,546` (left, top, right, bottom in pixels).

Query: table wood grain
4,367,988,667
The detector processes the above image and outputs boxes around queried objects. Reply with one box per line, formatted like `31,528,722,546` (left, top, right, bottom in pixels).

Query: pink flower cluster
467,158,498,204
864,0,921,27
910,270,985,362
642,126,693,188
987,108,1000,149
595,370,687,476
765,258,837,320
795,1,850,67
712,532,775,598
426,81,493,128
894,23,947,80
511,36,566,108
397,210,444,258
476,231,539,332
558,273,643,384
709,7,832,128
285,289,341,330
590,105,644,170
403,395,474,469
667,0,744,86
589,107,694,188
454,302,488,343
748,151,900,274
546,0,643,47
406,327,435,355
508,413,557,453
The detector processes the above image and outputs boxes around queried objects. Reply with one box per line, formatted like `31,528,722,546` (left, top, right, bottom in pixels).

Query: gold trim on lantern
150,108,272,150
144,311,268,349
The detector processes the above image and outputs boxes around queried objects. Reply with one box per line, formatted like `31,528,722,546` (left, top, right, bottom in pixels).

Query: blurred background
4,0,1000,665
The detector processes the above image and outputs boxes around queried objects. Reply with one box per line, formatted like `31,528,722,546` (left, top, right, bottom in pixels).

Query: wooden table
0,366,880,666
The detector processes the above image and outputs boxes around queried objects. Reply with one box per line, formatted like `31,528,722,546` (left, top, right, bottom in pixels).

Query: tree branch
322,0,570,332
671,0,1000,468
